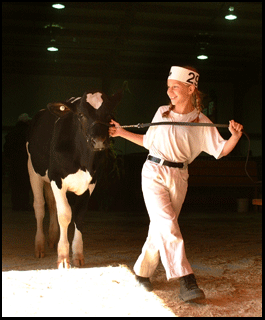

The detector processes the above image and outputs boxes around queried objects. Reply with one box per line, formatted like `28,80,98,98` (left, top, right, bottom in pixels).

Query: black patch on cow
67,189,91,233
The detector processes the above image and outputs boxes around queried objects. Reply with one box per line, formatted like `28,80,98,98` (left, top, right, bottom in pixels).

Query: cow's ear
109,89,123,110
47,102,72,118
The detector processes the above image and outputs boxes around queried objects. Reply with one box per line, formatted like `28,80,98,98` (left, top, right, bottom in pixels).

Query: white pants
133,160,193,280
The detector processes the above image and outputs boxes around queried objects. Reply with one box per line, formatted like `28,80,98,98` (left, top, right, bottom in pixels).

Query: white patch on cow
86,92,103,109
63,169,94,195
50,169,95,267
88,182,96,195
43,170,50,183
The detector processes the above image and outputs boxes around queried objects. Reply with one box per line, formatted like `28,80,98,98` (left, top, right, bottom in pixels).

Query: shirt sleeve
202,126,227,159
143,108,163,150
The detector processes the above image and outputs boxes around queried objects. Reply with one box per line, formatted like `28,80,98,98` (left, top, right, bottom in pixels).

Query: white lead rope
116,121,229,129
113,121,260,184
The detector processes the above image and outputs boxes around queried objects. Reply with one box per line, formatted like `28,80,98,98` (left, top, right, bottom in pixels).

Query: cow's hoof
48,231,59,249
35,250,45,258
57,258,71,269
35,235,45,258
72,254,85,267
48,239,57,249
35,243,45,258
48,242,55,249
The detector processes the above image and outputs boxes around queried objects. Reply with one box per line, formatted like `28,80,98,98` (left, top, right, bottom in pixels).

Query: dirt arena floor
2,188,262,317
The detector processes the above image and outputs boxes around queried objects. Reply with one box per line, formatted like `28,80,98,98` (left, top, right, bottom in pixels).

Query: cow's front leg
70,188,92,267
51,181,71,269
72,224,84,267
57,211,71,269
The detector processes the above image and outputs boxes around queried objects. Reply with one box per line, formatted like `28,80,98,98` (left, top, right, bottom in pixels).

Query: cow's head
47,89,122,151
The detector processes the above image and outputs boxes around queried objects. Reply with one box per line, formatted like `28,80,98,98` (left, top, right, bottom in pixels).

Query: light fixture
196,44,208,60
194,34,211,60
47,39,58,52
52,3,65,10
47,46,58,52
225,6,237,20
44,25,63,52
44,23,64,30
197,54,208,60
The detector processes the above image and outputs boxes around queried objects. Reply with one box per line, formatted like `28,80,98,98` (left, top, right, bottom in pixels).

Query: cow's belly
63,169,93,195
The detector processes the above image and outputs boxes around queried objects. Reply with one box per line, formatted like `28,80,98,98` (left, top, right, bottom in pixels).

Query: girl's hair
162,66,204,118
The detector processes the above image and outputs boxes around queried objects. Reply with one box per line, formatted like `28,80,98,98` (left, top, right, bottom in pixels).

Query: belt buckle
158,158,164,166
182,162,188,170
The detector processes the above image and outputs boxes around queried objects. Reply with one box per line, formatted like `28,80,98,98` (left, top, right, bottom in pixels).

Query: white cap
168,66,199,88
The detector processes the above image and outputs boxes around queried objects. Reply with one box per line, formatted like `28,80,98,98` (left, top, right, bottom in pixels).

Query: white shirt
143,106,227,164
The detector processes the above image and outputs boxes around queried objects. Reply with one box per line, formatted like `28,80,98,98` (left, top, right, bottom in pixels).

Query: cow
26,89,122,269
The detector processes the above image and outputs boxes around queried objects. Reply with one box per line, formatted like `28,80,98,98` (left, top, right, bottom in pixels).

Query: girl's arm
219,120,243,157
109,119,144,147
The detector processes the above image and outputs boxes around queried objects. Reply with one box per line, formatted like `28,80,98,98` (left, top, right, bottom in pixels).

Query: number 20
187,72,199,87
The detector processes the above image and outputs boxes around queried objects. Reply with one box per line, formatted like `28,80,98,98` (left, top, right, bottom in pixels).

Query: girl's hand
109,119,144,146
109,119,121,137
228,120,243,138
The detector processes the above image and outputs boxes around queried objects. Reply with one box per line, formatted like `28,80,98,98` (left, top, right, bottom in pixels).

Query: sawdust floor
2,191,262,317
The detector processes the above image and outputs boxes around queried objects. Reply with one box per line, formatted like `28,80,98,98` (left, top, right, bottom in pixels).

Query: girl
109,66,243,302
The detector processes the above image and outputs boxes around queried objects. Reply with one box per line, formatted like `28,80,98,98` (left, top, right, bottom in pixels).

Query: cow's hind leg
44,182,59,249
72,224,84,267
27,151,46,258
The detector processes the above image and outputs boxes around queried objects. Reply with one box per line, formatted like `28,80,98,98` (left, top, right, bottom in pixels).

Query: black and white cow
26,90,122,268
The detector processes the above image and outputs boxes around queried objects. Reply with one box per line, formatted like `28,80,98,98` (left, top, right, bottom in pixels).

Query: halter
78,117,112,144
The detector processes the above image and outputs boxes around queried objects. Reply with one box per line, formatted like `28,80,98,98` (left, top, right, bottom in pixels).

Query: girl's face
167,80,192,106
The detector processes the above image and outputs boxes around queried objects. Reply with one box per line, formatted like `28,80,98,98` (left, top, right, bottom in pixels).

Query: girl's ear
188,84,196,95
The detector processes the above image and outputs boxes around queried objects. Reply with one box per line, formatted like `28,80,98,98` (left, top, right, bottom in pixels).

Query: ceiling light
225,6,237,20
44,23,64,30
47,46,58,52
52,4,65,9
196,45,208,60
47,38,59,51
197,54,208,60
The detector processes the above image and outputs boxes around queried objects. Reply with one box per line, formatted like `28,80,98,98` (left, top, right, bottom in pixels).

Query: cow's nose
91,137,106,150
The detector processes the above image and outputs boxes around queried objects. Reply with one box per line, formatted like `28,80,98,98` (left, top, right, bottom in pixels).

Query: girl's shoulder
158,105,170,113
198,112,212,123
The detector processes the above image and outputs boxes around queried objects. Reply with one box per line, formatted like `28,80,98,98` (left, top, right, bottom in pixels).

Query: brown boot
179,274,205,302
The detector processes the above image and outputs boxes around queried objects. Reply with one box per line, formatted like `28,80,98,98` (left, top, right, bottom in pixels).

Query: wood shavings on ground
2,265,176,317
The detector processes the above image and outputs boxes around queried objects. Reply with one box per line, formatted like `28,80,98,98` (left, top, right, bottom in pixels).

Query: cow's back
27,109,57,177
